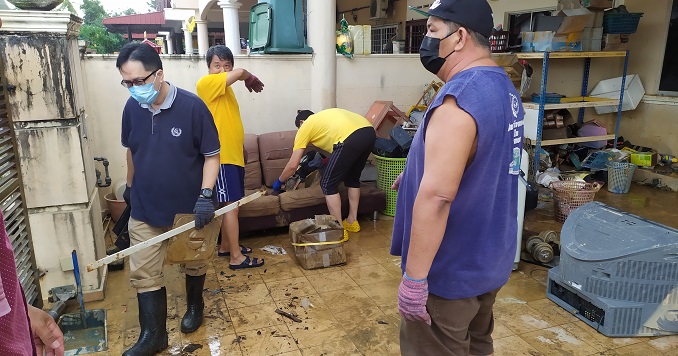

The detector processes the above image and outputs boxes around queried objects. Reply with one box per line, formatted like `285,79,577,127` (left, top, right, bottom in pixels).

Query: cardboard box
522,31,583,52
584,0,613,10
630,152,658,167
582,38,602,51
586,10,605,28
602,34,630,51
558,0,613,10
290,215,347,270
521,9,591,52
542,127,570,140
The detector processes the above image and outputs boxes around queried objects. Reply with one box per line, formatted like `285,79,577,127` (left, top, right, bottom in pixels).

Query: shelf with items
522,50,630,176
516,51,627,59
541,135,616,147
522,99,619,110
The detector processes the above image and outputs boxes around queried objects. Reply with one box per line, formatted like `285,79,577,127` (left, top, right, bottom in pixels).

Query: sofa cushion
258,131,296,186
243,134,262,190
279,185,326,211
239,189,281,217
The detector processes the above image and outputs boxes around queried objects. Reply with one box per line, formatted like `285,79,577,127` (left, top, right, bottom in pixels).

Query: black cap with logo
409,0,494,38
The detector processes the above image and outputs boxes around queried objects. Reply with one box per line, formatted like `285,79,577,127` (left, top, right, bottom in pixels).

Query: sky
70,0,155,16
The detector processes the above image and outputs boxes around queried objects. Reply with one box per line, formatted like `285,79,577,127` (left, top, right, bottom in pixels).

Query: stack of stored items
602,5,643,50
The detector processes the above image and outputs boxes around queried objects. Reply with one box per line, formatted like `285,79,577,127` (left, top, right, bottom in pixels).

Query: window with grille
0,75,40,305
371,24,398,54
405,19,427,54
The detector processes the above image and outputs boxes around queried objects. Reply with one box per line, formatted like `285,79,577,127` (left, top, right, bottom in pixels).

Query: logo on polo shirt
171,127,182,137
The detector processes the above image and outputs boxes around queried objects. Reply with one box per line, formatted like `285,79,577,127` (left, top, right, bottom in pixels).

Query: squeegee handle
86,190,264,272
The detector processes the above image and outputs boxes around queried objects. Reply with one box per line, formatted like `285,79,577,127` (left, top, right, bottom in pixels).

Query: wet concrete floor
76,183,678,355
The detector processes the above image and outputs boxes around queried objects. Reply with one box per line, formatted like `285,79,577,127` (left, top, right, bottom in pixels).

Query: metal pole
614,51,630,149
578,57,591,125
534,52,550,177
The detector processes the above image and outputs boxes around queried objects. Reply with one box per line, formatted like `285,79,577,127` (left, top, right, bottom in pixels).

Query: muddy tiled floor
82,184,678,355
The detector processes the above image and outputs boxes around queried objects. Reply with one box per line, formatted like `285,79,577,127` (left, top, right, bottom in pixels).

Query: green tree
81,0,108,25
123,8,137,15
56,0,77,14
77,0,126,54
147,0,168,12
79,25,126,54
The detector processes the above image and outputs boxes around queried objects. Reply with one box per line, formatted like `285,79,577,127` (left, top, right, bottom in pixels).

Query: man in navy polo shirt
117,42,221,355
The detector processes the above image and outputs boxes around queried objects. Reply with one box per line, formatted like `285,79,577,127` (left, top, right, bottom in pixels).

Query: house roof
102,12,166,26
102,12,170,34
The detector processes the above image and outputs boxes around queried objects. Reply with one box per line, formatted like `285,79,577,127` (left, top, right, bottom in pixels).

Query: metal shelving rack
518,50,630,176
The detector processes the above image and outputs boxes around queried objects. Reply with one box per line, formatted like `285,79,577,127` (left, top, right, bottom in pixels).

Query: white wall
82,53,432,204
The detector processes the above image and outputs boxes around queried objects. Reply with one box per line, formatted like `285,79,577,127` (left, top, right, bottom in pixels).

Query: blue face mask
128,76,160,105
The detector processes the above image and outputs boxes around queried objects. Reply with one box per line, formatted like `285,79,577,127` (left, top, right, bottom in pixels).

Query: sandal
229,255,265,270
218,244,253,257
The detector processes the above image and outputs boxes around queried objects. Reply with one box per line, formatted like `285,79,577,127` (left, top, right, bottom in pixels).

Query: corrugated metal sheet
102,11,166,26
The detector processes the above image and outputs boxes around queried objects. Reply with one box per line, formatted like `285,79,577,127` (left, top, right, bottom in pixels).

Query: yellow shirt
293,108,372,153
196,72,244,166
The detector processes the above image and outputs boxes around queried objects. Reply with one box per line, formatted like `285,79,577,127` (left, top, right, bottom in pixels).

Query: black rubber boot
122,287,168,356
180,274,205,333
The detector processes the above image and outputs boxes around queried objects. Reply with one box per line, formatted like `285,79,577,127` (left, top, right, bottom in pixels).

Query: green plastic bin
249,0,312,54
375,155,406,217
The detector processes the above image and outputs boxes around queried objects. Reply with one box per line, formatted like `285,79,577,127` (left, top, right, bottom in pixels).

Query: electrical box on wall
370,0,388,19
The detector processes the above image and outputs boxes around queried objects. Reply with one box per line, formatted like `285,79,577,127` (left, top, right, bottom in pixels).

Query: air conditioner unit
370,0,388,19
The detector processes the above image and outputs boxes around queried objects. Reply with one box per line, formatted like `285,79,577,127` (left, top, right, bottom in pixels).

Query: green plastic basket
375,155,406,216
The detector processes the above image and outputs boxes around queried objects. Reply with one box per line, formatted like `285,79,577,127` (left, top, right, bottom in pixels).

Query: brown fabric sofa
238,131,387,233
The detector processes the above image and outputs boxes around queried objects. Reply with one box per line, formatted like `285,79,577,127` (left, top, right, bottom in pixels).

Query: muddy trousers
128,217,207,290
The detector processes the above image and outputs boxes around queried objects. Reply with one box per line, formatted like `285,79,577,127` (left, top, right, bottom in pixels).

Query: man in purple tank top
391,0,525,355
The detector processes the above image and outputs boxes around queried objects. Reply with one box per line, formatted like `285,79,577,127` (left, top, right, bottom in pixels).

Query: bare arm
225,68,251,88
126,148,134,186
405,96,477,280
279,149,306,182
202,154,220,190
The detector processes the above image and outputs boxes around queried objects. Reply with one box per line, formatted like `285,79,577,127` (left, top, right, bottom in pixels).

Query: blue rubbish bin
249,0,313,54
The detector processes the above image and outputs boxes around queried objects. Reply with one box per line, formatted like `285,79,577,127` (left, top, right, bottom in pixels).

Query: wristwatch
200,188,213,199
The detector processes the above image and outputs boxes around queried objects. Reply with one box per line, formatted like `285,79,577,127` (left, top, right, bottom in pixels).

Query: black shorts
320,127,376,195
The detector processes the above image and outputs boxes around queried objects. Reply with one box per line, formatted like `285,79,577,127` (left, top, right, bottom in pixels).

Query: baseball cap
409,0,494,38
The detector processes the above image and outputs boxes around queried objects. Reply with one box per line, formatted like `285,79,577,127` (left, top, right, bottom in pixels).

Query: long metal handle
87,190,265,272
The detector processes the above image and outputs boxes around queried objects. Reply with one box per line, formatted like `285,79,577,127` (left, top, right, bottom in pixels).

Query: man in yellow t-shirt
196,45,265,270
275,109,376,232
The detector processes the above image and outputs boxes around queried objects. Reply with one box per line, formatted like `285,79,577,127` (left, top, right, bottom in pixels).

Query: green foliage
76,0,126,54
79,24,126,54
56,0,77,14
80,0,108,26
147,0,166,12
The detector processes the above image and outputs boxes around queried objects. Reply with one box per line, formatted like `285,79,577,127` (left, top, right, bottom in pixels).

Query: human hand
272,179,284,193
244,74,264,93
398,273,431,325
193,196,215,230
123,185,131,205
391,172,404,191
27,304,65,356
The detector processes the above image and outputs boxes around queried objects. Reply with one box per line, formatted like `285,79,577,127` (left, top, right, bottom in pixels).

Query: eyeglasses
120,69,159,88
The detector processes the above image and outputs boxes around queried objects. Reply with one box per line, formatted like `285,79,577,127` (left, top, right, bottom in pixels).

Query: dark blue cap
410,0,494,38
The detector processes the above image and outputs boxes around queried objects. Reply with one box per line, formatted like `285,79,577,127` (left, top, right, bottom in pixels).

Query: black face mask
419,31,458,75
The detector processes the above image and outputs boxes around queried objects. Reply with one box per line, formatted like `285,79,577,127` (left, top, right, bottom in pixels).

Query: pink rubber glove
244,75,264,93
398,273,431,325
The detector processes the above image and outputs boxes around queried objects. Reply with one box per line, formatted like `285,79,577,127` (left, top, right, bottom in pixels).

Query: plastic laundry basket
607,162,637,194
551,181,601,223
375,155,406,216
